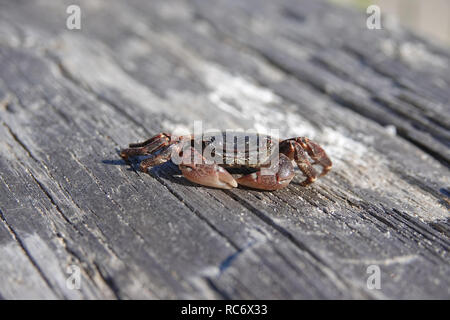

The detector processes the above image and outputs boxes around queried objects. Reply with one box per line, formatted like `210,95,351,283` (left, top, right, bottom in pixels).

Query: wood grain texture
0,0,448,299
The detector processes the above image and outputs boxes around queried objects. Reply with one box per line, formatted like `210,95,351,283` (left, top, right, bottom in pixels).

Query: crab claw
180,164,238,189
236,154,295,190
236,172,293,190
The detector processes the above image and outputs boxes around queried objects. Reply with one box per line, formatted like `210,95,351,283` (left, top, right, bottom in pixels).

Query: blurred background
332,0,450,47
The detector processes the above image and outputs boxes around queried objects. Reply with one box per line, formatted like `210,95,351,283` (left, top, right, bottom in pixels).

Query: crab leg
296,137,332,177
236,154,294,190
280,139,318,186
139,144,178,172
294,146,318,186
120,133,171,161
128,133,171,148
179,147,237,189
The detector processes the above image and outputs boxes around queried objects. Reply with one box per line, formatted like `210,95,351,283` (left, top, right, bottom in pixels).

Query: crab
120,131,332,190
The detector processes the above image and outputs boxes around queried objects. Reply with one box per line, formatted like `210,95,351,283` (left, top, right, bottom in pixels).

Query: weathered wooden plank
0,0,448,299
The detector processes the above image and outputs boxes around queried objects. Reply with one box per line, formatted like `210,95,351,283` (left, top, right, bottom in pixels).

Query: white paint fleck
384,125,397,136
201,64,318,138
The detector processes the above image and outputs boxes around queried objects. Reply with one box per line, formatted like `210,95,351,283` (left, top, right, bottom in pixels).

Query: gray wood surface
0,0,449,299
